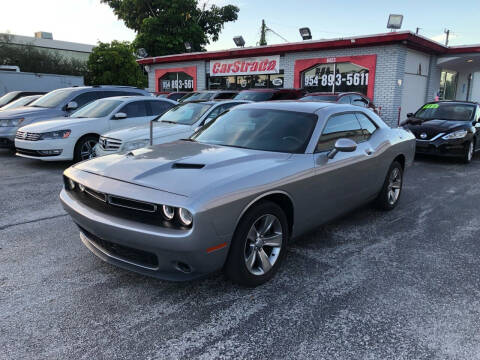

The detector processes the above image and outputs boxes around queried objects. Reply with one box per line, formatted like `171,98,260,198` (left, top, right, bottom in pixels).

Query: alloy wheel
80,140,98,160
244,214,283,276
387,167,402,206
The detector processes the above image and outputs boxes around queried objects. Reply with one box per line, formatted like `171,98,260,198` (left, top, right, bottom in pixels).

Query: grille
80,227,159,268
99,136,122,150
15,131,41,141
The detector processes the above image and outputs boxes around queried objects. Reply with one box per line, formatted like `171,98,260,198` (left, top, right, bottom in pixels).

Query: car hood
103,121,191,141
19,117,97,132
74,140,291,197
0,106,58,119
405,118,471,132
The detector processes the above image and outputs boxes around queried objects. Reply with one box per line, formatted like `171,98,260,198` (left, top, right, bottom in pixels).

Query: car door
110,100,149,130
148,100,176,117
312,112,376,220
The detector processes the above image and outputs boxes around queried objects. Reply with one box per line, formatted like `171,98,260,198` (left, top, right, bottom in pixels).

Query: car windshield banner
210,56,280,77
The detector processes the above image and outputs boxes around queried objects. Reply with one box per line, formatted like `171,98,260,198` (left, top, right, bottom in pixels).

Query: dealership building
138,31,480,126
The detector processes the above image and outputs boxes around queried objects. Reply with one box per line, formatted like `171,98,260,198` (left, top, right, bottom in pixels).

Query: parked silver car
0,86,151,149
61,102,415,286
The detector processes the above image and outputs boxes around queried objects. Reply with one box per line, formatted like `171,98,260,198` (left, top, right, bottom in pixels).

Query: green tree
101,0,239,56
0,34,87,76
85,41,147,87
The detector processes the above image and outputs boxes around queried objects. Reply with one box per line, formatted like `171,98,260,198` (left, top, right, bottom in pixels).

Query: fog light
162,205,175,220
67,178,75,190
38,149,63,155
178,208,193,226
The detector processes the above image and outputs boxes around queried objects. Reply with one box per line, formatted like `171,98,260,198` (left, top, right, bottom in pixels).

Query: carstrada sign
210,56,280,76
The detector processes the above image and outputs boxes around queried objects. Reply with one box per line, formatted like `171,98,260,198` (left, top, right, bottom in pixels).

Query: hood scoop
172,163,205,169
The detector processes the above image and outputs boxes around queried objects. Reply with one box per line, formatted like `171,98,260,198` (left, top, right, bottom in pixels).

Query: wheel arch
393,154,406,169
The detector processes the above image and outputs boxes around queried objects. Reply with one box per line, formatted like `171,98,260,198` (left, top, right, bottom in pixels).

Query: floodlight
299,27,312,40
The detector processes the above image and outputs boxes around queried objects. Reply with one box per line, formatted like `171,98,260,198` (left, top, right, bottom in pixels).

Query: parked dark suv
233,88,306,102
0,85,151,149
300,92,377,112
0,91,46,108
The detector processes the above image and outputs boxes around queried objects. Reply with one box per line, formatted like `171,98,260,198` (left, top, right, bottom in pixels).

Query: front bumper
15,138,75,161
0,126,17,148
415,137,470,157
60,184,230,281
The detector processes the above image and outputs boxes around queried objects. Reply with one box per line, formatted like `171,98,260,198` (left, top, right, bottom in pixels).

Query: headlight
0,118,24,127
162,205,175,220
178,208,193,226
122,139,149,152
67,178,76,190
442,130,468,140
39,129,71,140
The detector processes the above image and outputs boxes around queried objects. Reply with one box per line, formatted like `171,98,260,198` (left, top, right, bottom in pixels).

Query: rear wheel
463,141,474,164
375,161,403,210
225,201,288,287
74,135,98,163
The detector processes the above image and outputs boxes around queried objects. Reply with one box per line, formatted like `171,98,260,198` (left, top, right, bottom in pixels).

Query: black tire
73,135,99,163
463,140,474,164
224,201,289,287
375,161,403,211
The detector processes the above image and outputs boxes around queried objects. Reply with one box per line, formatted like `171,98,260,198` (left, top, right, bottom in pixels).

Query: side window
351,95,369,107
316,113,363,152
338,95,351,104
71,91,102,109
355,112,378,141
148,101,174,115
118,101,148,118
215,92,236,99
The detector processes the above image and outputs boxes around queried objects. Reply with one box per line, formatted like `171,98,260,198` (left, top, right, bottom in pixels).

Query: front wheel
74,135,99,163
375,161,403,210
224,201,288,287
463,141,474,164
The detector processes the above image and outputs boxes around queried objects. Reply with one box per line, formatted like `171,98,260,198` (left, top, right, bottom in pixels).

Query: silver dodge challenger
60,101,415,286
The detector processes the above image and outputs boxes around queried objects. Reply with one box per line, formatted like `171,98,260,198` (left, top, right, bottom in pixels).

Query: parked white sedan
15,96,177,162
94,100,249,156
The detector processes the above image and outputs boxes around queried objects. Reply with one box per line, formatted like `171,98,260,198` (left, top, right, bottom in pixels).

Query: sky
1,0,479,52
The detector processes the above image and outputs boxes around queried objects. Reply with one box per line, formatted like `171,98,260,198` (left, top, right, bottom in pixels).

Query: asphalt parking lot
1,150,480,360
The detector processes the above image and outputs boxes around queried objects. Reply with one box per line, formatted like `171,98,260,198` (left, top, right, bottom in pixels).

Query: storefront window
207,71,284,90
301,62,369,95
159,72,194,92
439,70,458,100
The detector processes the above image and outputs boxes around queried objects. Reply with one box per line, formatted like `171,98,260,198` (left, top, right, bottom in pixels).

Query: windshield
183,92,215,102
29,89,74,108
0,92,19,107
70,99,123,118
192,108,317,153
158,102,212,125
300,95,338,102
234,91,274,101
415,103,476,121
0,95,37,110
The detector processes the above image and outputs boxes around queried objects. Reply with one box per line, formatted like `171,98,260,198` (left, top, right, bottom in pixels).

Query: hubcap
244,214,282,276
387,167,402,205
80,140,98,160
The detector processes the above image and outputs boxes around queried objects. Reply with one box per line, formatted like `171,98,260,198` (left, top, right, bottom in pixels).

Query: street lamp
299,27,312,40
387,14,404,31
233,36,245,47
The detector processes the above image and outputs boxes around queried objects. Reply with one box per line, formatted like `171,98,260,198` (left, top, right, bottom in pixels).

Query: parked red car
300,92,377,113
234,88,306,102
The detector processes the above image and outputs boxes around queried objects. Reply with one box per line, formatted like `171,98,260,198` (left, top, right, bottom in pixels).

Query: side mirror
407,113,414,118
66,101,78,111
327,138,357,159
113,112,127,119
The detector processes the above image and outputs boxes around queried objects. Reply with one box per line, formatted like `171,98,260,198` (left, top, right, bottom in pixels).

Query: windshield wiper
181,138,196,142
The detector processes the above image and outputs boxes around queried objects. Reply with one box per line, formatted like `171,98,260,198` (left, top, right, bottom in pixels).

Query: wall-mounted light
299,27,312,40
387,14,404,31
233,36,245,47
184,42,192,52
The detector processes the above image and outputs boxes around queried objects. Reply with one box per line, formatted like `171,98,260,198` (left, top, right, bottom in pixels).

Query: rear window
300,95,338,102
234,91,274,101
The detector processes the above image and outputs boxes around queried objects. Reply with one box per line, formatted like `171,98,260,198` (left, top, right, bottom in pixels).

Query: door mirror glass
327,138,357,159
114,112,127,119
407,112,414,118
66,101,78,111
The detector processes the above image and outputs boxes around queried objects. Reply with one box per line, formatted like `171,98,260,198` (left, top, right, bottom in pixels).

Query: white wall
400,49,431,120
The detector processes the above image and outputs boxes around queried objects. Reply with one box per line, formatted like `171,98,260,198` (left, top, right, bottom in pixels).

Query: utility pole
444,29,450,46
259,19,267,46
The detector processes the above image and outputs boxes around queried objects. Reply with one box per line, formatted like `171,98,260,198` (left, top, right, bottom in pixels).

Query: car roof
231,100,335,113
98,95,151,101
429,100,479,106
